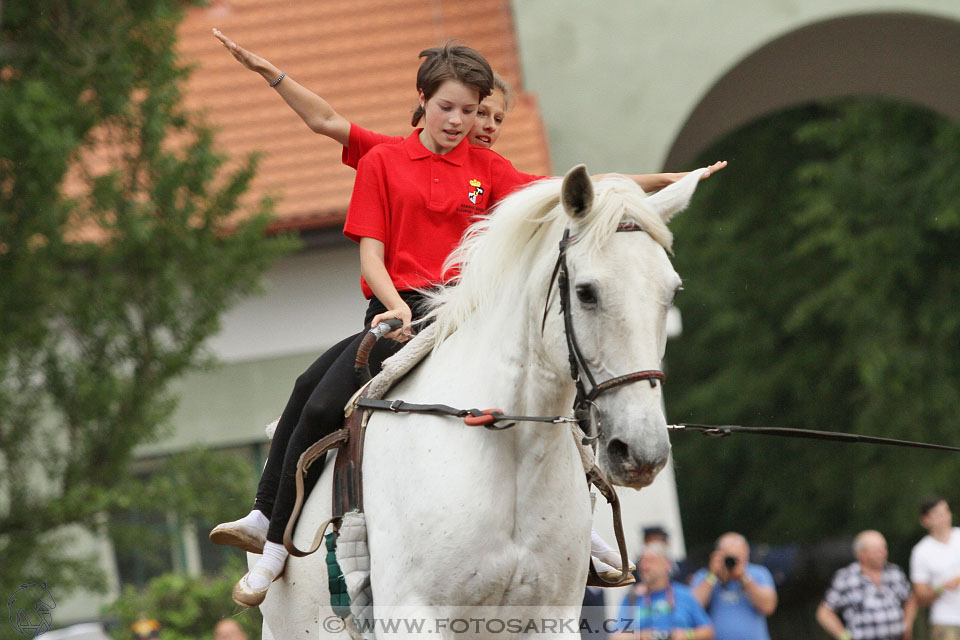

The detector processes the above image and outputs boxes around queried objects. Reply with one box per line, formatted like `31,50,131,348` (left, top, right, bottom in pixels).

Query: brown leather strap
283,429,349,557
585,465,633,587
332,392,368,517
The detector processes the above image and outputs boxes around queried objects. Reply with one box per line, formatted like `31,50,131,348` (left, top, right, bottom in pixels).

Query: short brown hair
411,41,494,127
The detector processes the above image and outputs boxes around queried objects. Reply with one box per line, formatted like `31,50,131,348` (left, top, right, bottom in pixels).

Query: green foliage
0,0,297,602
668,98,960,556
103,566,262,640
106,448,259,579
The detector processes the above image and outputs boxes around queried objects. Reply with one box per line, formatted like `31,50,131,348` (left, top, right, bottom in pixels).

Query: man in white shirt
910,496,960,640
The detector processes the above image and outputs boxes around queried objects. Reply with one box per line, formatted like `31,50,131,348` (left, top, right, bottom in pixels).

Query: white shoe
592,552,636,574
210,519,267,554
589,558,636,587
231,567,278,608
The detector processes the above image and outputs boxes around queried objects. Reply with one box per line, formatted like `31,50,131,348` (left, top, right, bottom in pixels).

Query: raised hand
212,28,273,76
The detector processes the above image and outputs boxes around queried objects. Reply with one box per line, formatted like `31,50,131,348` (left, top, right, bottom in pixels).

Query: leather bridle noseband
543,223,666,442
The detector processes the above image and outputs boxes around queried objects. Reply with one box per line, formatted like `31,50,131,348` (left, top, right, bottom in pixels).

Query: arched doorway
666,12,960,168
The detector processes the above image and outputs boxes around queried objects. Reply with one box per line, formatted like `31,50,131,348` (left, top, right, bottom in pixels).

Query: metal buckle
579,400,602,444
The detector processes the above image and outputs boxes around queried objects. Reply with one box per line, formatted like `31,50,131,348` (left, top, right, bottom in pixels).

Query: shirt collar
403,129,469,166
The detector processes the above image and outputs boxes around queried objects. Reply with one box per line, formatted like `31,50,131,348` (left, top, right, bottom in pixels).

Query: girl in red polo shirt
226,41,527,607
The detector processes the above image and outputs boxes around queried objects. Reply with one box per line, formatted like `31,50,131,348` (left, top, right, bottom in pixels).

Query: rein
669,423,960,452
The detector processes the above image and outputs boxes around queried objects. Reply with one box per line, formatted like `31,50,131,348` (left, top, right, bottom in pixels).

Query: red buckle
463,409,503,426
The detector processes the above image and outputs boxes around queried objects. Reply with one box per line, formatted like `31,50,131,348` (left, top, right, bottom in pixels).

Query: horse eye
576,283,598,306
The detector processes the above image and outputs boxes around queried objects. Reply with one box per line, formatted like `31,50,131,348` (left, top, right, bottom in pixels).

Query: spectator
612,542,714,640
213,619,248,640
816,530,916,640
690,532,777,640
639,525,692,583
644,525,670,545
910,496,960,637
581,585,608,640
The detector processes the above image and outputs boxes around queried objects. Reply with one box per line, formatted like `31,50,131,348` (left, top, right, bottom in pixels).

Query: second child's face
469,89,507,149
419,80,479,154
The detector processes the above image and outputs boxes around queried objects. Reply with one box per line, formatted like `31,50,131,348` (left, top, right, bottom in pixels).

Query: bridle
542,222,666,442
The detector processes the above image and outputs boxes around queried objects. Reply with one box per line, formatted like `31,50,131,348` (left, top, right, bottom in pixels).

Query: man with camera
690,532,778,640
612,541,714,640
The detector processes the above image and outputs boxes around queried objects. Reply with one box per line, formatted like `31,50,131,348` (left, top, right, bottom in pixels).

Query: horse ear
561,164,593,219
645,167,708,223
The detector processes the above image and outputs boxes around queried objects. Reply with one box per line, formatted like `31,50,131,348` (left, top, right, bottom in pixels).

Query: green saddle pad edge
325,531,351,617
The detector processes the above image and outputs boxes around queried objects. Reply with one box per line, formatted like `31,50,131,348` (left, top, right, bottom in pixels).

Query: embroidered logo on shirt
468,179,484,205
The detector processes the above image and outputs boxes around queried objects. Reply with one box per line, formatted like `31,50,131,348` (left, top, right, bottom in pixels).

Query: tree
666,98,960,553
103,557,263,640
0,0,295,607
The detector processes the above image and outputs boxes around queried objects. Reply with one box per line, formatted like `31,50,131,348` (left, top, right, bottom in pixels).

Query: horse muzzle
600,426,671,489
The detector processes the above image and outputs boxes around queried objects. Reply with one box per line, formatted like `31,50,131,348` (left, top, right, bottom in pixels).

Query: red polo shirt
341,123,402,169
344,129,540,298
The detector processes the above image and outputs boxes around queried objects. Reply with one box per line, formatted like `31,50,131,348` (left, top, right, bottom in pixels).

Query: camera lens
724,556,737,570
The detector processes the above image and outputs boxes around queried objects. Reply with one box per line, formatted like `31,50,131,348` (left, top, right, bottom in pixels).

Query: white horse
256,165,707,639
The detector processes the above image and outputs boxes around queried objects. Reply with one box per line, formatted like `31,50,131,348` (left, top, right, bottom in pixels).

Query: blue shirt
616,583,712,633
691,564,775,640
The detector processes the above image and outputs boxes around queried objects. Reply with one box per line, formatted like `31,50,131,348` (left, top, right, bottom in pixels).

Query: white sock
591,528,614,555
591,529,624,566
236,509,270,530
247,541,287,590
593,557,618,573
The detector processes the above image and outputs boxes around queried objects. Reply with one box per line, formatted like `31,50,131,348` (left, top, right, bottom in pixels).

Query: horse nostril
607,438,631,466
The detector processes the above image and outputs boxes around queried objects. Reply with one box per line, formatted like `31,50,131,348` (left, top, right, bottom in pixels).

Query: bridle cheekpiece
542,223,666,442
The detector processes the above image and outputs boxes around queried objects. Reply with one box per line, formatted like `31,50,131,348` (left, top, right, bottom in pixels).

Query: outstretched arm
212,28,351,146
598,160,728,192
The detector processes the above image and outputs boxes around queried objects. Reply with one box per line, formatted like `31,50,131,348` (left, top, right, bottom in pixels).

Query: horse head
556,165,705,489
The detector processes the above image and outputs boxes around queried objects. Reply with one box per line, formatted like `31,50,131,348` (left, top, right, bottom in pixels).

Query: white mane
423,174,674,343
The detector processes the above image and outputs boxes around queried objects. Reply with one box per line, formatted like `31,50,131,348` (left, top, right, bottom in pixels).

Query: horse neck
423,281,576,453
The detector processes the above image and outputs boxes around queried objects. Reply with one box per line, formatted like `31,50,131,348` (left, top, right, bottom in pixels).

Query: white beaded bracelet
269,71,286,87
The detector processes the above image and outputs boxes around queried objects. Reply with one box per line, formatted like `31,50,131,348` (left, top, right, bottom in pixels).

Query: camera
723,556,738,570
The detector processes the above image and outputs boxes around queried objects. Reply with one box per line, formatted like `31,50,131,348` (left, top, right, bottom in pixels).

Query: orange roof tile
176,0,552,233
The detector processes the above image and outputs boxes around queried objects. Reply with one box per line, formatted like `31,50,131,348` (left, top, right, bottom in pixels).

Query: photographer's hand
729,560,746,582
692,557,722,608
708,551,726,581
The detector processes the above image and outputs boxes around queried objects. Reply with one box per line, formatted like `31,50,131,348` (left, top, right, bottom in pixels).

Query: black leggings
254,292,427,543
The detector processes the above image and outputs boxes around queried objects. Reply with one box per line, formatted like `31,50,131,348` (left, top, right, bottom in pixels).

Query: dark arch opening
665,12,960,169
